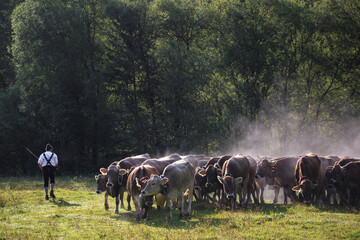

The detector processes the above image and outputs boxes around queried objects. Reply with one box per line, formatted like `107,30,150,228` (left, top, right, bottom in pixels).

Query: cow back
142,159,179,174
204,157,221,169
127,165,159,196
272,156,298,187
295,154,322,184
163,160,195,195
222,156,250,180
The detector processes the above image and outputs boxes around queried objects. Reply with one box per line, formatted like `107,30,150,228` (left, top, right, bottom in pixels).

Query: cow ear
136,178,142,189
234,177,243,184
292,185,301,192
217,176,224,184
161,177,169,185
95,175,99,180
119,169,127,175
198,169,206,177
100,168,107,175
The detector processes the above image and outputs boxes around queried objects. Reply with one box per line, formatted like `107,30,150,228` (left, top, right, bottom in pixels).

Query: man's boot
50,190,56,199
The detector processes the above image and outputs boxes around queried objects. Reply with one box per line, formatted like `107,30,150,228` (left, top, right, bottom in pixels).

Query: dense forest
0,0,359,175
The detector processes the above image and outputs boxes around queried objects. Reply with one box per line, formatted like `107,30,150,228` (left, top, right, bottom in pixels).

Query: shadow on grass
51,198,80,207
102,198,360,228
311,203,359,214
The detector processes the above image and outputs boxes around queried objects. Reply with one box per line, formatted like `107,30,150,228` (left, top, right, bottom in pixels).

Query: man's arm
38,163,43,171
54,154,58,167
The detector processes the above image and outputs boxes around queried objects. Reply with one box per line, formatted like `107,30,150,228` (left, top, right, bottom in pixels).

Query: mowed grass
0,177,359,239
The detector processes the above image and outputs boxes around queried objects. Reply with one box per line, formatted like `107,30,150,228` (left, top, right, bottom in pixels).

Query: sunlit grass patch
0,177,360,239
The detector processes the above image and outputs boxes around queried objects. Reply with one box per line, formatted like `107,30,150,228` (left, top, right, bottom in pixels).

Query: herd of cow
94,153,360,221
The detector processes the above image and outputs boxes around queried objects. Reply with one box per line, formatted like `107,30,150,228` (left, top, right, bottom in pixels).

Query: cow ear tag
160,175,169,184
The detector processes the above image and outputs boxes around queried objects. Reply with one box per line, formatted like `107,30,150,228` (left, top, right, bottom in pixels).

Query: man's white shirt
38,151,58,167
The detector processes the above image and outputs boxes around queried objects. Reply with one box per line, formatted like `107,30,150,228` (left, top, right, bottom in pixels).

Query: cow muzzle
106,182,113,187
227,193,235,199
194,186,201,190
205,183,213,189
96,190,102,194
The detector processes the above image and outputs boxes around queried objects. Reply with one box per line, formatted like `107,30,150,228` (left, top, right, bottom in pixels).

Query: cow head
217,174,243,199
141,175,168,196
95,174,107,194
194,167,206,191
255,158,272,179
329,165,345,184
198,165,222,192
292,176,317,203
102,165,127,188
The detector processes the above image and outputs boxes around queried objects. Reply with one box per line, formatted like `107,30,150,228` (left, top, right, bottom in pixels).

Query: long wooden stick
25,147,39,160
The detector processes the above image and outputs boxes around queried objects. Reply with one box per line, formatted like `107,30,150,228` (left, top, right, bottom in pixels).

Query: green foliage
1,0,360,174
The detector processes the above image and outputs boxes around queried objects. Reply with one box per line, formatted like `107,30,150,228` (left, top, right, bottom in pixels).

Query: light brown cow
141,160,195,221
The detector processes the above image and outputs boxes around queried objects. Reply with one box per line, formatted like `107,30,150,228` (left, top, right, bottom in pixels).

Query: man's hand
38,164,43,171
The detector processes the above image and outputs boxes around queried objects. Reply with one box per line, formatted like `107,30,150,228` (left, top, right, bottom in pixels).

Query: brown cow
123,164,159,221
95,161,118,211
217,155,251,211
336,162,360,207
100,154,150,213
293,153,322,203
256,156,298,204
197,155,231,203
329,157,360,206
141,160,195,221
319,156,339,204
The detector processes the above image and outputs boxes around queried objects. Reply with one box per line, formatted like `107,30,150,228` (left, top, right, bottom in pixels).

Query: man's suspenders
43,153,54,166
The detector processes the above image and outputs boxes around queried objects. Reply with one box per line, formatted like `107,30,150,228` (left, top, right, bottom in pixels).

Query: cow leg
119,191,125,209
333,192,338,205
251,183,259,204
273,187,279,204
166,198,173,221
187,185,194,218
104,191,109,210
260,186,265,204
115,196,119,214
211,192,217,203
133,195,141,222
283,188,288,205
178,194,185,220
127,194,131,211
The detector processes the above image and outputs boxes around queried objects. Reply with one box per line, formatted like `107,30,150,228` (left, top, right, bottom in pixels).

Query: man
38,144,58,200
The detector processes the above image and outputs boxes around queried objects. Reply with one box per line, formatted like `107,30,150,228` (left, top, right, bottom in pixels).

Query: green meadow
0,176,359,239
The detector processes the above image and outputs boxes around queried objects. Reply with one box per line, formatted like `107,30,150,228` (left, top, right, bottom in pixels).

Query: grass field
0,176,359,239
